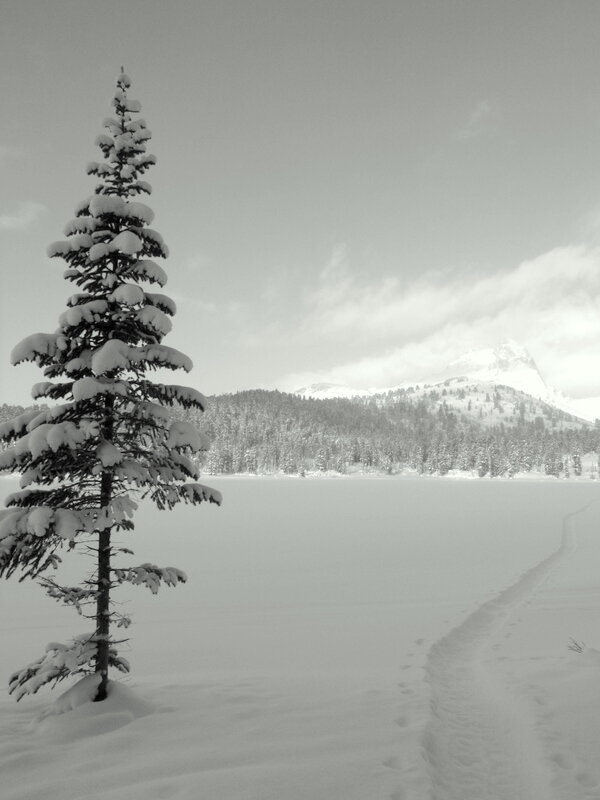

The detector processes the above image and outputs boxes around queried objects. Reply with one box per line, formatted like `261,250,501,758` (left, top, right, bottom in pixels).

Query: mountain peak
448,339,539,377
446,340,547,397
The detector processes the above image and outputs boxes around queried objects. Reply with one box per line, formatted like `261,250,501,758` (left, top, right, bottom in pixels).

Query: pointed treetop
117,67,131,90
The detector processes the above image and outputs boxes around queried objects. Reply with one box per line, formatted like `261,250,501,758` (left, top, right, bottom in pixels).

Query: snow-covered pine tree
0,70,221,703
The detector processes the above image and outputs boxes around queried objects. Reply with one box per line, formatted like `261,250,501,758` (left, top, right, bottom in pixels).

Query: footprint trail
420,500,597,800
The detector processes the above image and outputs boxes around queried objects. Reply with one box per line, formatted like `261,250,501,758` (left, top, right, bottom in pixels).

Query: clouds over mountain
282,245,600,397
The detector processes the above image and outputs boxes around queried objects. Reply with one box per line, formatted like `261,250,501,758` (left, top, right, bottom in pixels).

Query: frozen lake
0,477,587,680
1,477,599,799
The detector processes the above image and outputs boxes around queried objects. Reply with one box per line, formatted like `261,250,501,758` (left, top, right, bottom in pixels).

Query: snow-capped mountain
445,341,547,398
443,340,584,417
295,340,599,422
443,341,600,421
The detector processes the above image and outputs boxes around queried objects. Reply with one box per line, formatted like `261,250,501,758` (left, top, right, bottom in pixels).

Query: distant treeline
2,390,599,479
179,390,600,478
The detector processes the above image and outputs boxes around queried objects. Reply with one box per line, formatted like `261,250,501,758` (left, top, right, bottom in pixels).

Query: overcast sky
3,0,600,404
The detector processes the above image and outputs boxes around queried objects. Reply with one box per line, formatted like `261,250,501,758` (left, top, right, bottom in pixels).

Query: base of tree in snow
32,677,154,737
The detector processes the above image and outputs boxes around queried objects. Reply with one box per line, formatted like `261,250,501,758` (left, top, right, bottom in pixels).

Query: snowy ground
1,477,600,800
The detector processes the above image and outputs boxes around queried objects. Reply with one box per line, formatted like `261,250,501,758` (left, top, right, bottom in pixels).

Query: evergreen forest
5,381,597,480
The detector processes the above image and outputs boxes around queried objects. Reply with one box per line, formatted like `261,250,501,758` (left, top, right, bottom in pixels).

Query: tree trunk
94,395,114,702
94,518,111,701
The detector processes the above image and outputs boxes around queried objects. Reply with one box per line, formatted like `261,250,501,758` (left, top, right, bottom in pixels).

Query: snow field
486,498,600,800
0,477,599,799
422,498,593,799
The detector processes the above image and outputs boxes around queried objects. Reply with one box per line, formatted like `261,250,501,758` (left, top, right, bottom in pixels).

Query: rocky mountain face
445,341,546,395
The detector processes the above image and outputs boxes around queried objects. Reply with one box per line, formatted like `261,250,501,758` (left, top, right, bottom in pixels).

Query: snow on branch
8,634,129,701
130,259,167,286
87,195,153,223
140,228,168,256
96,440,123,467
167,451,200,480
110,283,145,306
0,498,138,568
11,333,60,366
109,230,143,255
72,377,129,402
63,216,97,235
113,563,187,594
25,403,80,430
133,180,152,195
0,506,54,538
140,382,207,410
39,578,97,615
47,240,74,258
0,506,91,575
0,409,40,443
58,299,108,328
0,524,62,580
113,459,154,486
136,305,173,336
165,420,208,452
91,340,193,376
31,381,72,401
0,421,90,467
136,400,173,424
125,201,154,224
90,340,132,374
179,483,223,506
111,456,198,492
138,344,192,371
144,292,176,316
95,496,138,530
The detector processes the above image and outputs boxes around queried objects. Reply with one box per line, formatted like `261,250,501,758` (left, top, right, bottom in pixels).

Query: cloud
0,143,22,162
0,201,46,231
456,100,501,140
281,245,600,397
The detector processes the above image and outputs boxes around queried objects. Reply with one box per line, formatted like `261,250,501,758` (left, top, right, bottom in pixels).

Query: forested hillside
180,388,600,478
3,386,599,479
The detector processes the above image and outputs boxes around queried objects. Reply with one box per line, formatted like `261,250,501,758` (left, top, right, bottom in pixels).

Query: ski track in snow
416,500,598,800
